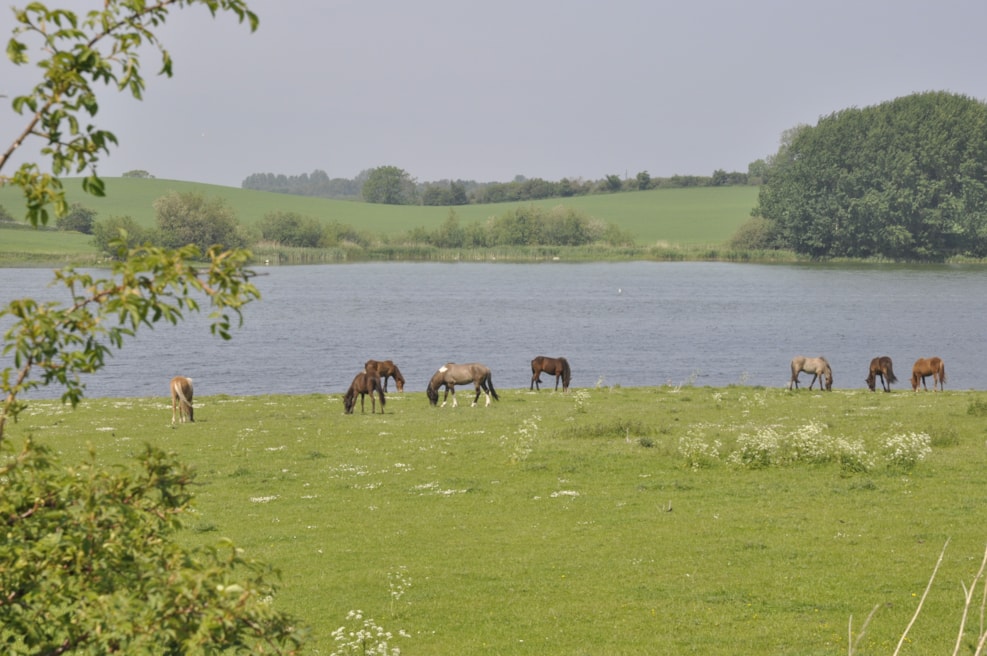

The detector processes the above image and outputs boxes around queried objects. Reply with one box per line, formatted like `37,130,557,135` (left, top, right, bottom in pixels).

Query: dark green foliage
154,191,246,252
92,215,150,255
258,211,324,247
362,165,416,205
728,216,782,250
54,203,96,234
756,91,987,261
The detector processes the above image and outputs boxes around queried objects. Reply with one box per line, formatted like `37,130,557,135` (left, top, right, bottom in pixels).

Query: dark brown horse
343,370,386,414
170,375,194,425
788,355,833,391
911,357,946,392
530,355,572,392
426,362,499,407
866,356,898,392
364,359,405,392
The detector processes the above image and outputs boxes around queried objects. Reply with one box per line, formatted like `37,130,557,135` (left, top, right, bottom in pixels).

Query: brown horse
866,356,898,392
788,356,833,391
911,357,946,392
365,359,405,392
170,376,194,425
426,362,499,407
530,355,572,393
343,371,386,414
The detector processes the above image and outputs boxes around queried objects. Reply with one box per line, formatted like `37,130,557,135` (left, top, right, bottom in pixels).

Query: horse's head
824,368,833,391
426,383,439,405
865,374,875,391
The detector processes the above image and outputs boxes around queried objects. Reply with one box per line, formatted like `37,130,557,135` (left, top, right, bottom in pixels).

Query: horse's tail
886,360,898,384
486,372,499,401
560,357,572,389
939,360,947,384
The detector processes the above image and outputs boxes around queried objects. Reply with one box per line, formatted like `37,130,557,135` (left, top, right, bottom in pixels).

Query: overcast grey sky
5,0,987,189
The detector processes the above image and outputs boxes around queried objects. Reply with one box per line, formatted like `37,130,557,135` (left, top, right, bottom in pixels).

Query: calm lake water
2,261,986,398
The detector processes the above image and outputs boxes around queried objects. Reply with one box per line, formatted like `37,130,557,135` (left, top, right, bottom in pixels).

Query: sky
4,0,987,189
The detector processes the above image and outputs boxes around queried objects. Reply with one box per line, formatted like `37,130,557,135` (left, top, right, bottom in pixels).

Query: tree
259,210,323,247
635,170,651,191
755,92,987,261
0,2,304,652
362,165,416,205
91,214,151,254
54,202,96,234
121,169,155,178
602,174,622,192
155,190,246,253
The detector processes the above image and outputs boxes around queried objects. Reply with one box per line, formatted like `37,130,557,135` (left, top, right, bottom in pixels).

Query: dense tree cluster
403,205,633,249
54,202,96,233
754,91,987,261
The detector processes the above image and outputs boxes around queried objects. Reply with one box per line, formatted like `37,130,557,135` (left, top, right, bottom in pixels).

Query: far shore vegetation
4,178,987,267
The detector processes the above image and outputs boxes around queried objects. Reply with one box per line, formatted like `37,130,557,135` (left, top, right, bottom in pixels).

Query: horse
866,356,898,392
426,362,499,407
911,357,946,392
364,359,405,392
170,376,194,425
788,356,833,391
530,355,572,393
343,370,386,414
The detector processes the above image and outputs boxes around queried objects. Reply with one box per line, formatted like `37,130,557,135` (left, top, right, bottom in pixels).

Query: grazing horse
343,371,386,414
788,356,833,391
866,356,898,392
426,362,499,407
530,355,572,393
911,357,946,392
170,376,194,425
364,359,405,392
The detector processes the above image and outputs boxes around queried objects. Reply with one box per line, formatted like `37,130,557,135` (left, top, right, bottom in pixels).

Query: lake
2,261,986,398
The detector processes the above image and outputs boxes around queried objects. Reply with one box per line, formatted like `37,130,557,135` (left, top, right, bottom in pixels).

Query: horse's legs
808,373,820,390
789,372,799,390
554,374,561,391
531,369,541,391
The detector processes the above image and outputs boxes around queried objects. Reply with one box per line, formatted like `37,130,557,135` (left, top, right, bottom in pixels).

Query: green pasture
0,178,759,252
11,386,987,654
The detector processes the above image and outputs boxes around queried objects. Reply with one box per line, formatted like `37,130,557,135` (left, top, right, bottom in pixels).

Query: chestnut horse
866,356,898,392
911,357,946,392
364,359,405,392
170,376,194,425
343,370,386,414
530,355,572,393
788,356,833,391
426,362,499,407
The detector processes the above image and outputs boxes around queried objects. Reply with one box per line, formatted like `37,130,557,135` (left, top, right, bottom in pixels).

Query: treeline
241,167,754,206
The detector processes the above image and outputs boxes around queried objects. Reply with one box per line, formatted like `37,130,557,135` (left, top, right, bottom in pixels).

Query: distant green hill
0,178,759,248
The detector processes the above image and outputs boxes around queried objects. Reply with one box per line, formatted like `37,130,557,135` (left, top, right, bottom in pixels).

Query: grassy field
10,385,987,654
0,178,759,253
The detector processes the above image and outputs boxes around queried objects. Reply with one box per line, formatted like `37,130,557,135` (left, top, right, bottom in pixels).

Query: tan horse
911,357,946,392
170,376,194,425
364,359,405,392
788,356,833,391
426,362,499,407
866,356,898,392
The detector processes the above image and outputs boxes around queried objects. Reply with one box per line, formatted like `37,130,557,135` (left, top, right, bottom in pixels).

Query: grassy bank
10,385,987,654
